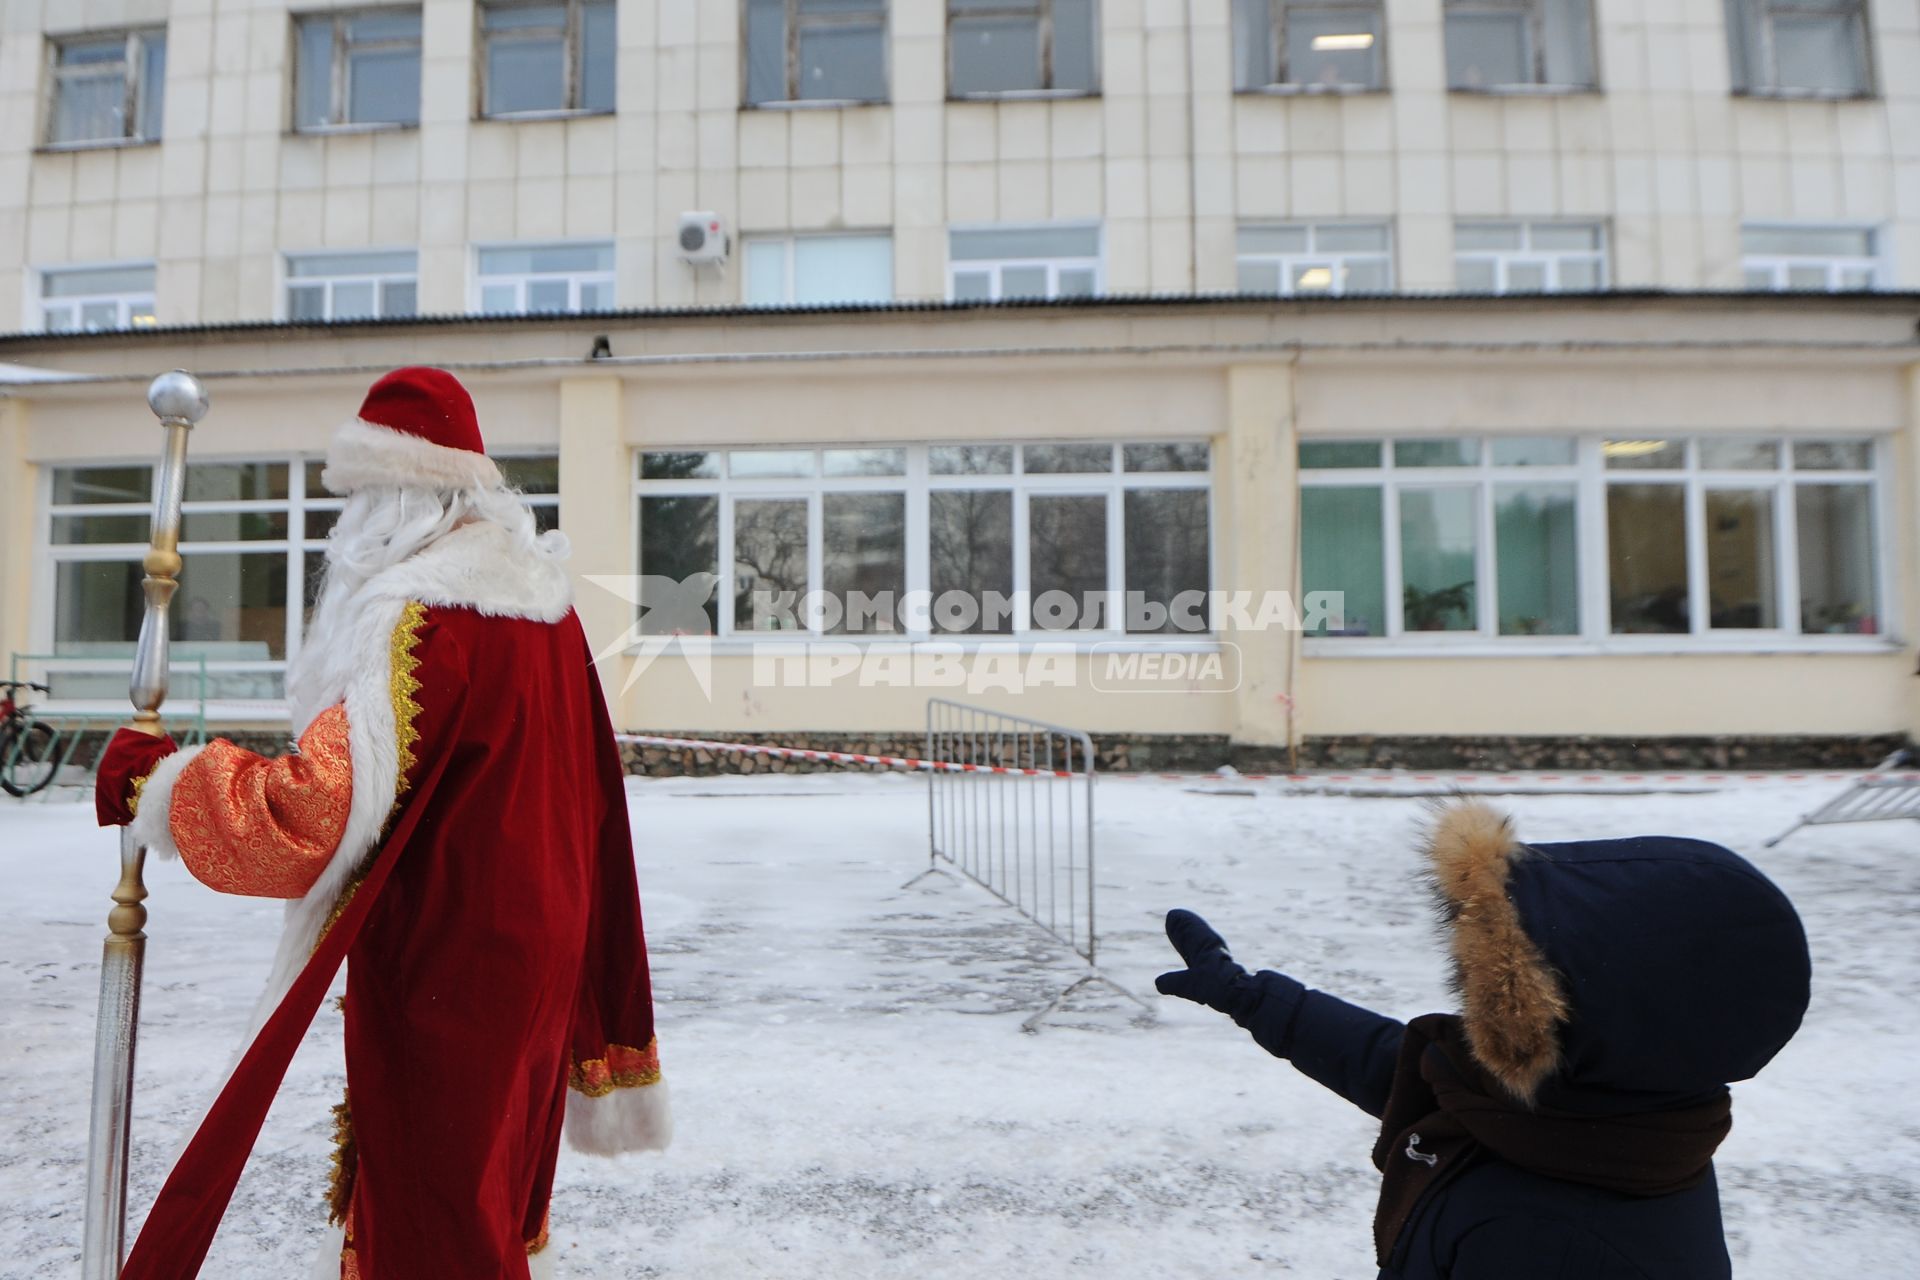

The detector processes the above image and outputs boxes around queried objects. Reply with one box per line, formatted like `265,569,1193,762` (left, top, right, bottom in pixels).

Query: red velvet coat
118,521,666,1280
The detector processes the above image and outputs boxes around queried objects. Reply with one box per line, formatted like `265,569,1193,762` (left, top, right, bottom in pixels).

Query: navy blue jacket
1233,834,1809,1279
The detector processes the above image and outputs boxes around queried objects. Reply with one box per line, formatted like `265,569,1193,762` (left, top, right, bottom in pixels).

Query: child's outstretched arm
1155,908,1404,1118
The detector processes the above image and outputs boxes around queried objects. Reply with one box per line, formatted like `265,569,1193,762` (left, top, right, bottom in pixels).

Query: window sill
627,635,1225,657
476,108,615,124
1447,84,1600,97
743,98,889,112
1732,88,1878,103
1236,84,1387,98
947,89,1101,104
1304,637,1902,659
35,137,160,155
288,121,419,138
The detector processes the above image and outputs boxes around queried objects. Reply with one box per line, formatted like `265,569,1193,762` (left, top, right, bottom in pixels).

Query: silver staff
80,370,208,1280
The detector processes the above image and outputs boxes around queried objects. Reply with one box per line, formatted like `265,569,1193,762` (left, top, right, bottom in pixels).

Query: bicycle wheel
1,720,59,797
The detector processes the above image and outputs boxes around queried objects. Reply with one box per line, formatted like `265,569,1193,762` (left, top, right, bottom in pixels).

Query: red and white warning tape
616,734,1887,787
613,733,1079,778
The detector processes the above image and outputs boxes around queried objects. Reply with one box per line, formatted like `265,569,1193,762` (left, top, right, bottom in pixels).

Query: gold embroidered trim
390,601,428,803
326,1088,356,1227
526,1209,551,1256
127,768,152,818
568,1038,662,1098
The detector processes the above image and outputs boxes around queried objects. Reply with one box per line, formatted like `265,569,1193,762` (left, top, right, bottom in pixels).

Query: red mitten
95,728,177,827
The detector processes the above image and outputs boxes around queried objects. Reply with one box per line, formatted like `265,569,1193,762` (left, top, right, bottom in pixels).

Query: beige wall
3,1,1920,328
2,299,1913,743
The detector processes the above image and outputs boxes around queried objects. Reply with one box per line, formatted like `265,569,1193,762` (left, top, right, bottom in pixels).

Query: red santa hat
320,366,504,495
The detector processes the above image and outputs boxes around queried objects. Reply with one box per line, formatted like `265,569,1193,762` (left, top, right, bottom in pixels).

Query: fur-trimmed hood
1424,800,1810,1113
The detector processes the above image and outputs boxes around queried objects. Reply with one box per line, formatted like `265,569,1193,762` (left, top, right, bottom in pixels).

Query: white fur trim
565,1079,672,1156
308,1224,345,1279
320,418,503,495
126,743,207,861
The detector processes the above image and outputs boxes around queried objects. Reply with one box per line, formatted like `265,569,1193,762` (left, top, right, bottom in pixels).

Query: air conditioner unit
678,212,729,265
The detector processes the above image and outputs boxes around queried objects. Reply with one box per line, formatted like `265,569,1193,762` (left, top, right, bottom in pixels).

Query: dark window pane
951,17,1042,94
1023,443,1111,473
733,498,809,630
348,46,420,124
55,560,144,650
295,19,335,127
823,493,906,633
580,1,617,110
181,511,290,542
1603,439,1685,469
1446,11,1530,87
53,66,127,142
1792,440,1872,471
139,34,166,137
799,23,887,100
52,514,150,544
1124,489,1210,633
1052,0,1098,92
1774,14,1867,94
639,494,719,635
53,465,151,504
1300,486,1384,636
1705,489,1777,629
1608,483,1689,633
1399,487,1478,632
380,279,418,316
641,451,722,479
1299,440,1381,469
485,4,567,30
1231,0,1275,88
186,463,290,502
930,445,1013,475
1123,443,1210,472
1288,8,1382,88
930,490,1013,634
173,550,289,658
1495,483,1578,635
1028,493,1107,629
1797,483,1877,634
288,283,327,320
745,0,788,103
496,455,560,493
349,13,422,41
1395,438,1479,467
488,36,567,113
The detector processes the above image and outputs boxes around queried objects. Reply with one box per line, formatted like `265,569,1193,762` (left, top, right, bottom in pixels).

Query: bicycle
0,679,58,797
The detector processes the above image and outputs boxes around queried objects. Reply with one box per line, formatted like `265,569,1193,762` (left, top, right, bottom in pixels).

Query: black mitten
1154,908,1262,1021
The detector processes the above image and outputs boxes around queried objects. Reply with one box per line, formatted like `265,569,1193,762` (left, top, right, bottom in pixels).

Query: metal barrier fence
917,698,1148,1030
1765,751,1920,847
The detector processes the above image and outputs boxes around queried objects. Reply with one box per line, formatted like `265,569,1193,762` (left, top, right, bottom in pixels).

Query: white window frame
282,249,420,321
743,0,890,107
36,262,158,332
1236,222,1395,296
946,224,1104,302
472,241,616,315
33,454,559,713
1233,0,1388,93
43,28,165,148
741,233,896,307
478,0,615,119
634,442,1215,645
1301,435,1894,656
1727,0,1875,98
292,7,423,132
1741,225,1882,293
946,0,1101,100
1454,220,1608,294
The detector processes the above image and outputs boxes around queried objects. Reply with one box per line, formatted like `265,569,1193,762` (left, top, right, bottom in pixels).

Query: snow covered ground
2,773,1916,1278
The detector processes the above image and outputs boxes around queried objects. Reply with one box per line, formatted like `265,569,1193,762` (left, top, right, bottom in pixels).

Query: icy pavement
2,774,1916,1278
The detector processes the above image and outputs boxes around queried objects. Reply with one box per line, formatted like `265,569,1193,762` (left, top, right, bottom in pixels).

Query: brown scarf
1371,1013,1733,1267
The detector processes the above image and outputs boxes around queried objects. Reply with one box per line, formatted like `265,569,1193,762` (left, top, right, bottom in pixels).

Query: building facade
1,1,1917,763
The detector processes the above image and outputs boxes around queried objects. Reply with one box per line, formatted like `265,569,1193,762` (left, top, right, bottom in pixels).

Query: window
1232,1,1386,91
1726,0,1873,97
1455,221,1606,293
1443,0,1595,91
634,442,1211,638
1236,223,1393,295
285,251,419,321
1742,226,1880,292
476,242,614,314
40,456,559,703
480,0,615,117
949,225,1101,301
947,0,1098,97
743,235,894,306
39,264,157,332
1298,436,1885,645
46,30,166,146
744,0,888,105
294,9,422,130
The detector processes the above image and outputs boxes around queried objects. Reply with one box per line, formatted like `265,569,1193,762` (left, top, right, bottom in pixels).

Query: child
1155,799,1810,1279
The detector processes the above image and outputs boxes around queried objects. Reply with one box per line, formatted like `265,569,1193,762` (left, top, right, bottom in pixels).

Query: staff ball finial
146,370,208,424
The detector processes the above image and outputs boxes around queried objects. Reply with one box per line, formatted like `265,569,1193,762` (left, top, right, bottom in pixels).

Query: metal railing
917,698,1149,1030
1765,751,1920,847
